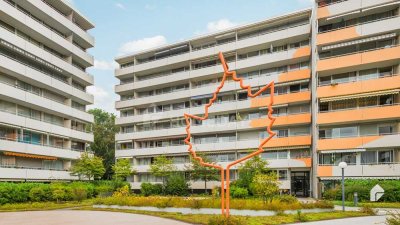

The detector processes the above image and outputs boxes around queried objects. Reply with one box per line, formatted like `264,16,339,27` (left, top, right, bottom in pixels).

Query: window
378,125,393,135
331,99,356,111
278,170,288,180
290,149,311,159
277,129,289,138
319,103,329,112
378,150,393,164
379,95,393,105
334,153,356,165
359,97,377,107
361,151,376,165
319,153,333,165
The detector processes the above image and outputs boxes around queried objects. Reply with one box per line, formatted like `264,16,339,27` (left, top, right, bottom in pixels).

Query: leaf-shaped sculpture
184,52,276,217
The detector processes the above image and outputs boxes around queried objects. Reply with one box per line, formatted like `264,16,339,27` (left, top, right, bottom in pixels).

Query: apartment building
0,0,95,181
115,0,400,198
314,0,400,193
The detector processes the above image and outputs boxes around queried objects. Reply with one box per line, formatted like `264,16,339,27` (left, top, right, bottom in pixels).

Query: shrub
71,187,87,202
230,186,249,199
296,210,308,222
112,185,130,197
29,186,51,202
208,216,247,225
140,183,163,196
274,195,298,204
164,175,189,196
360,206,376,215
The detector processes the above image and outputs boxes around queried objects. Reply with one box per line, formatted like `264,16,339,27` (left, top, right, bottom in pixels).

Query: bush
208,216,247,225
113,185,130,197
140,183,163,196
274,195,298,204
360,206,376,215
29,186,51,202
230,186,249,199
164,175,189,196
323,180,400,202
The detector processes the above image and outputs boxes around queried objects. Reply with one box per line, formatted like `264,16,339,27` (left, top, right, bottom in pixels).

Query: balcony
318,74,400,99
318,104,400,125
317,0,394,20
317,133,400,151
262,135,312,148
317,163,400,178
0,137,83,160
251,91,311,108
0,82,93,123
317,45,400,73
0,110,93,142
0,0,94,71
317,16,400,46
250,113,311,128
0,166,78,180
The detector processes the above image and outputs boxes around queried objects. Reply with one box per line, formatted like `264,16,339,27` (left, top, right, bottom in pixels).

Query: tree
70,152,105,180
112,158,136,181
251,172,280,202
149,155,176,188
88,108,119,180
235,155,270,192
165,174,190,196
186,153,219,194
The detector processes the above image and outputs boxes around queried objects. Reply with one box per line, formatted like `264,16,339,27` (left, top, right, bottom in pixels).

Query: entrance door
291,171,310,197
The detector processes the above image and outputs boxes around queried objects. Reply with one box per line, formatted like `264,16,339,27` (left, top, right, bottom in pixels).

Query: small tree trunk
204,177,207,194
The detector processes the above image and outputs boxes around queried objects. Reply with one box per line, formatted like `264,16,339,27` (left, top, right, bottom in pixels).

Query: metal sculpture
184,52,276,217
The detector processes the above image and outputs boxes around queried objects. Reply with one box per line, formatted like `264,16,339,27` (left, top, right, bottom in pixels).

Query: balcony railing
319,132,400,140
0,136,88,153
317,0,348,8
319,103,400,114
0,164,69,172
319,44,398,60
318,73,399,87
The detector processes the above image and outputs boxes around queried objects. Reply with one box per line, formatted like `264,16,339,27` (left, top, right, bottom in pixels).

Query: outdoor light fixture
338,161,348,212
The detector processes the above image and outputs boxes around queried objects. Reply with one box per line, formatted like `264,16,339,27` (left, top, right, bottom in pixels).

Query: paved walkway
292,216,386,225
0,210,191,225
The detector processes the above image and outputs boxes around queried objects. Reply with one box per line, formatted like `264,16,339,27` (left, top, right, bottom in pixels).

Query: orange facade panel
317,75,400,98
278,69,311,83
251,91,311,108
317,136,381,151
293,46,311,58
263,135,312,148
318,105,400,125
317,6,330,19
317,166,333,177
317,27,359,46
317,46,400,72
251,113,311,128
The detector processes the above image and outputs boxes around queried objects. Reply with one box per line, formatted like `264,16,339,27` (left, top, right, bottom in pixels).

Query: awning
320,149,366,154
191,94,213,100
3,152,57,160
322,33,396,50
320,89,400,103
116,140,133,144
276,79,310,87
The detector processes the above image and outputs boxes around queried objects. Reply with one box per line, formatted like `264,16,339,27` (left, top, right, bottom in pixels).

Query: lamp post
338,161,348,212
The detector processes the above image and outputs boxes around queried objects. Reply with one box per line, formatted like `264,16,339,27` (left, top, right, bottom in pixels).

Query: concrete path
334,205,400,215
0,210,191,225
291,216,387,225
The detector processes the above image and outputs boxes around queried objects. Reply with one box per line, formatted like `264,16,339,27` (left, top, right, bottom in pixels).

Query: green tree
235,155,270,192
88,108,119,180
112,158,136,181
70,152,105,180
186,153,219,194
251,172,280,203
149,155,176,188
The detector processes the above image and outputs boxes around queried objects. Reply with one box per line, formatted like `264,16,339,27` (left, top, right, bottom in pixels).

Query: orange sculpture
184,52,276,217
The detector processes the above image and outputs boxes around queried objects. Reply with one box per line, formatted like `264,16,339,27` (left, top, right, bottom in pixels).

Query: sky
67,0,314,114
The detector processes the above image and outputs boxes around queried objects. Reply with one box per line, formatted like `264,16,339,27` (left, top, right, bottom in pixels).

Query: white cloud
93,60,118,71
118,35,167,56
115,3,126,10
195,19,239,35
206,19,238,33
87,86,117,114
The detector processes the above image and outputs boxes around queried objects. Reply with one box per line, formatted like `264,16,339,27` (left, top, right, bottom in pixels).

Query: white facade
0,0,95,181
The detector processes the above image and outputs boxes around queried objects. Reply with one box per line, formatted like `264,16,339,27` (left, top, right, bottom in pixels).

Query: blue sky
68,0,313,114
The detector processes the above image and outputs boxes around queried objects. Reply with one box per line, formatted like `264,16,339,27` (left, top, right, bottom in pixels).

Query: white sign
370,184,384,202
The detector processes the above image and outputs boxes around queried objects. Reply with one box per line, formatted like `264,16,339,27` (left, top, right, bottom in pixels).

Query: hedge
0,181,129,205
322,180,400,202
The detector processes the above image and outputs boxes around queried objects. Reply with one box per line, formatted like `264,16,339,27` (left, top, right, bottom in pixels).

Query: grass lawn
0,201,92,212
79,206,373,225
332,201,400,209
